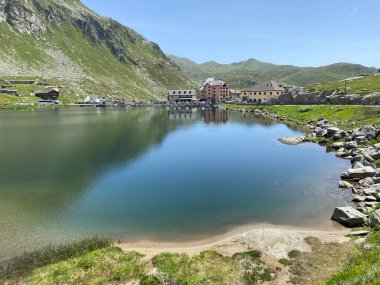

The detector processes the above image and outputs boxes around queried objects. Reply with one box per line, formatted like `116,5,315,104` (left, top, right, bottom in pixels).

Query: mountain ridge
169,55,377,87
0,0,194,101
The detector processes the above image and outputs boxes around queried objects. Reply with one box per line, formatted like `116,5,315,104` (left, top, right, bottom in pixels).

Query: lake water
0,107,352,258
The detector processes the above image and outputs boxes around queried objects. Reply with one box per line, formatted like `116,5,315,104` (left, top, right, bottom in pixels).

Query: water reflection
0,107,351,258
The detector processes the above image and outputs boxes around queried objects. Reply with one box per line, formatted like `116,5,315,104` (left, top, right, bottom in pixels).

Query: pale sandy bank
118,223,351,259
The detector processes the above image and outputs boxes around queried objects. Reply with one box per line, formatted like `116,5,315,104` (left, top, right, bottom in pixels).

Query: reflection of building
169,108,197,120
200,78,230,102
203,109,229,124
168,90,197,102
241,81,291,103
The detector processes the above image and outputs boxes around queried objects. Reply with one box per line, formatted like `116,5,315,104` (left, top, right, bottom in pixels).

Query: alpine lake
0,106,352,259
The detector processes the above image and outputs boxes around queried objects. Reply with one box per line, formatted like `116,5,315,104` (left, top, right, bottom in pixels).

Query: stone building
241,81,290,103
167,90,197,102
200,78,230,102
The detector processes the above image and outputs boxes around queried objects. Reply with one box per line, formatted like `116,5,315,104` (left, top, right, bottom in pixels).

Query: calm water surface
0,107,351,258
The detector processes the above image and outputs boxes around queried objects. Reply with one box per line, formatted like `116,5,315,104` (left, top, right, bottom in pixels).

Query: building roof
168,89,196,95
242,80,287,92
34,89,59,95
208,79,228,86
200,78,215,91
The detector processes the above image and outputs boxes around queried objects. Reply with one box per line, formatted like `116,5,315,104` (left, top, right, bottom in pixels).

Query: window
270,92,272,95
264,92,266,95
184,91,187,94
277,92,279,95
254,92,256,95
173,91,176,94
179,91,181,94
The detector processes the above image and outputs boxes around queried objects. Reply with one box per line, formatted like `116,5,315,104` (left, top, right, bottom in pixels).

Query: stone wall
269,88,380,105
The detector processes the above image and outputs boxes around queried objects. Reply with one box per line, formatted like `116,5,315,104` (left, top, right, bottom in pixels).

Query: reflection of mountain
0,107,185,213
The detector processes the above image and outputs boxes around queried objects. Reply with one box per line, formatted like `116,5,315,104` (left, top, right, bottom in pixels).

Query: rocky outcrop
331,207,368,227
270,88,380,105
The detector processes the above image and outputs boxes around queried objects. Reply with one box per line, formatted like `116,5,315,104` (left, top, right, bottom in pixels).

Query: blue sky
81,0,379,67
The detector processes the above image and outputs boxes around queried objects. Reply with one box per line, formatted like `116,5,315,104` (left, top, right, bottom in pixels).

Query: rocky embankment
270,88,380,105
223,106,380,231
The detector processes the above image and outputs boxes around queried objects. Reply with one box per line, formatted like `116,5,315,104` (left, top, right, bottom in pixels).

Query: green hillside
309,75,380,94
169,55,377,88
0,0,194,102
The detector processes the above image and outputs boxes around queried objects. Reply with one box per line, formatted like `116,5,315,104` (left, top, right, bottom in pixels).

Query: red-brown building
199,78,230,102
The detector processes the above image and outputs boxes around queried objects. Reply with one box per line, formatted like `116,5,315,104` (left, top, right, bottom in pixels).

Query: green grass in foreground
223,104,380,128
308,75,380,94
12,247,278,285
0,237,111,283
323,229,380,285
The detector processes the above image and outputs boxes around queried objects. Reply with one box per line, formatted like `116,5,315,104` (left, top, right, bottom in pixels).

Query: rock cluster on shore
223,105,380,229
296,118,380,227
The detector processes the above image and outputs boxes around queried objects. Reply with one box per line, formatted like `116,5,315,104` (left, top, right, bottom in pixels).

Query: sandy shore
118,223,351,259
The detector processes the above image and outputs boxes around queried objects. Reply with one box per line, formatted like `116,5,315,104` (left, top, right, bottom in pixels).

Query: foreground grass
0,237,111,284
323,229,380,285
222,104,380,128
288,237,357,285
7,246,279,285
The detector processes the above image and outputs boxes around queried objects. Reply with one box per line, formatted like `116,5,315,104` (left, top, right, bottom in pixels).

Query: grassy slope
309,75,380,94
0,2,195,103
222,104,380,128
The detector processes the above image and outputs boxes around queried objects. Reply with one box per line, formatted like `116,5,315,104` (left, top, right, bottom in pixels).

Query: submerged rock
331,207,367,227
278,137,304,145
339,181,353,189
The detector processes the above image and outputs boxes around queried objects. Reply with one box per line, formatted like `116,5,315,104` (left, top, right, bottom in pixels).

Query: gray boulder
348,167,376,179
339,181,353,189
369,210,380,228
331,207,368,227
344,141,358,150
279,137,304,145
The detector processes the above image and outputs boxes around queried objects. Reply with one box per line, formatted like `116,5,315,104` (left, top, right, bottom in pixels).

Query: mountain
0,0,194,101
169,55,377,88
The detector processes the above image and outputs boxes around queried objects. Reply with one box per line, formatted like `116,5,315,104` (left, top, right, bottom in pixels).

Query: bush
140,275,162,285
279,258,293,266
288,250,302,259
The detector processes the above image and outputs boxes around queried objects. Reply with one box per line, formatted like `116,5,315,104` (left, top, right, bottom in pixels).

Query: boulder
352,196,366,202
331,207,368,227
344,141,358,150
348,167,376,179
279,137,304,145
339,181,353,189
327,127,341,135
332,142,344,149
369,210,380,228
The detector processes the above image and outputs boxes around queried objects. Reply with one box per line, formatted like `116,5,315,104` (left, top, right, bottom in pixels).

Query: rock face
369,210,380,228
331,207,367,227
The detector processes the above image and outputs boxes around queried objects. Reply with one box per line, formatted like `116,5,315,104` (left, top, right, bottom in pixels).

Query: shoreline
118,223,350,259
